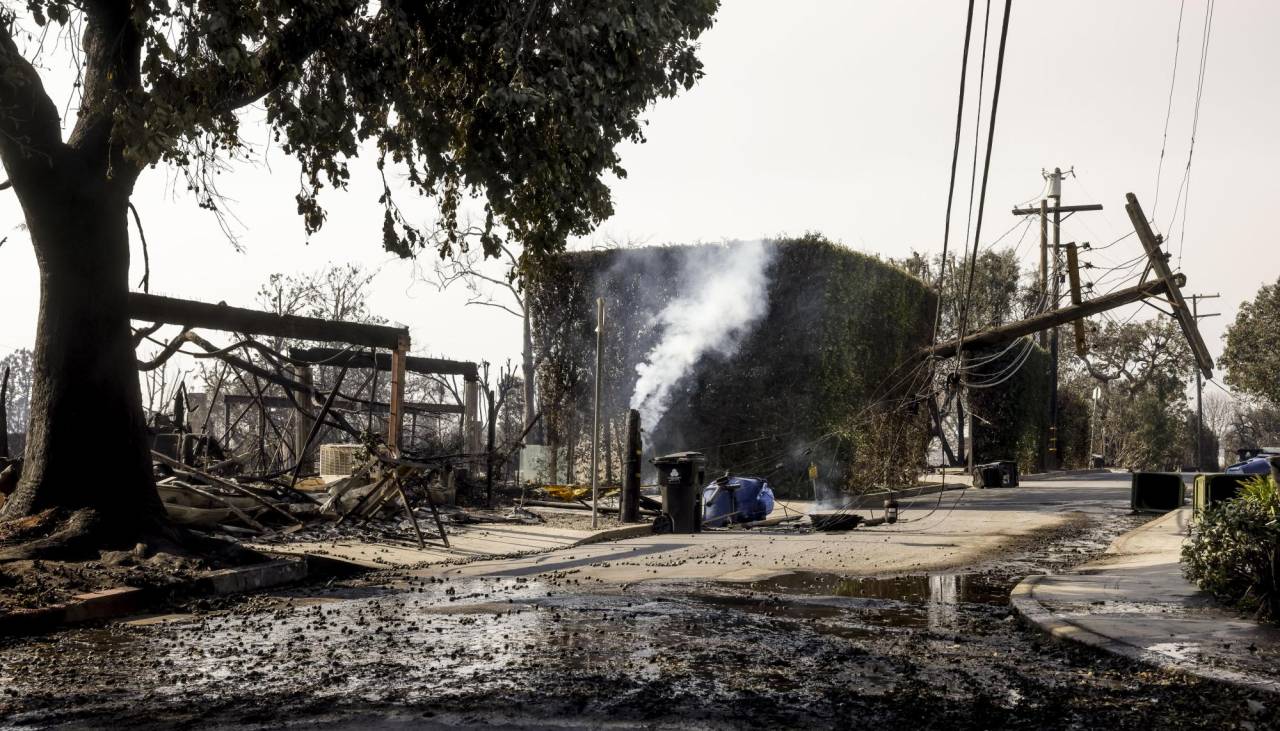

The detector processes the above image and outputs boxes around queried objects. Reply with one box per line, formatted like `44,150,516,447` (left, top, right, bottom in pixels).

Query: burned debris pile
149,444,454,549
121,291,517,552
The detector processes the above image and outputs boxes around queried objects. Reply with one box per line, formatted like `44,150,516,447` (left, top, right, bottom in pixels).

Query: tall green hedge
966,339,1052,473
526,234,937,494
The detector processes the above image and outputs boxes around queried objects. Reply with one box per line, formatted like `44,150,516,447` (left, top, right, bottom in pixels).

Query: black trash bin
973,464,1003,488
997,460,1019,487
653,451,707,533
974,460,1018,488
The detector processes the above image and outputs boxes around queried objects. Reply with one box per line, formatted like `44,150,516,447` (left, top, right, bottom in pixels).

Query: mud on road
0,509,1275,730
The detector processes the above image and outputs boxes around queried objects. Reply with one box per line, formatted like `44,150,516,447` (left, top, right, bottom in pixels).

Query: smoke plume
630,241,776,431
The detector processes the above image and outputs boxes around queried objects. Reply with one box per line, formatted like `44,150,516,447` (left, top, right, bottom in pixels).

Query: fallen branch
172,483,270,533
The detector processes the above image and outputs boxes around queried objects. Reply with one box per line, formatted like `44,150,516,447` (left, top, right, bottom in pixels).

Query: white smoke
630,241,776,430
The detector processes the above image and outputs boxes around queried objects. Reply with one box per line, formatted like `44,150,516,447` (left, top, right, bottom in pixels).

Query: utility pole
1048,169,1062,470
1039,199,1049,349
590,297,604,529
1188,293,1221,471
1012,169,1102,472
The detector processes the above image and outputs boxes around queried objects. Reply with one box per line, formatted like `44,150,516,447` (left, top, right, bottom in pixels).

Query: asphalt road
432,472,1135,585
2,472,1274,729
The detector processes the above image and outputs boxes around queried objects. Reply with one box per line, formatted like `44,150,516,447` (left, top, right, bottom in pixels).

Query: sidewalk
1012,507,1280,694
252,519,653,569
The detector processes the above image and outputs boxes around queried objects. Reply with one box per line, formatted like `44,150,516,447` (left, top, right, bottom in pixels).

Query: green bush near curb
1183,475,1280,621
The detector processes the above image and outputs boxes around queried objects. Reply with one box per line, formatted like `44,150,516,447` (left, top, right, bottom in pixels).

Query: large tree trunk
1,166,165,548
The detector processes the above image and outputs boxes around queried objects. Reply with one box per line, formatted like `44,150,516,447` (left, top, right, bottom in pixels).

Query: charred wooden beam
128,292,409,350
288,346,477,380
219,393,463,415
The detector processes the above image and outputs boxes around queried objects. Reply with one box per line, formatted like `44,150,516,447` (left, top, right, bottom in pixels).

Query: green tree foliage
895,247,1035,341
6,1,717,260
1222,277,1280,408
1064,316,1194,470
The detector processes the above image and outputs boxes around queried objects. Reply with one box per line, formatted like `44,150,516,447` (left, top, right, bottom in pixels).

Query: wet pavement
1,494,1277,729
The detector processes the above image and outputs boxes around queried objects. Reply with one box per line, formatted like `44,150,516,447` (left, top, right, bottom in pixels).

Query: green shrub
1183,475,1280,621
965,340,1051,474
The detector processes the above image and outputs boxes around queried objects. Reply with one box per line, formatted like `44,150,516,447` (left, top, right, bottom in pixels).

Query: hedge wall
966,339,1052,473
526,234,937,494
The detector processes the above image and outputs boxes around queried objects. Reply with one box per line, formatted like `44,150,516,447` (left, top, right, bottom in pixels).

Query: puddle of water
742,570,1008,606
682,571,1012,632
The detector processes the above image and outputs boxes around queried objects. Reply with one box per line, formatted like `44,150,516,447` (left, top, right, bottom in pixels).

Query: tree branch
129,202,150,292
155,3,358,122
466,299,524,319
67,2,144,165
0,18,66,189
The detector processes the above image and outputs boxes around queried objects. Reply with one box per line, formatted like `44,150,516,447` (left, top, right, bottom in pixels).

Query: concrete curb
1011,575,1280,695
0,557,310,638
571,523,654,547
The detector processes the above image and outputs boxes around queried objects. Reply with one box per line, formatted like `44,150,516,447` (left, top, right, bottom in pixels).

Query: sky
1,1,1277,397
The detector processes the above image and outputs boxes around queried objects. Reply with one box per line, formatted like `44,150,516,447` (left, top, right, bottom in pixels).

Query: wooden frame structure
129,292,464,455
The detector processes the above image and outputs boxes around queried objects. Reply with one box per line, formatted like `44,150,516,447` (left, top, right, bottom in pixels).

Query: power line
1165,0,1216,269
1151,0,1187,220
957,0,994,323
930,0,979,351
955,0,1014,351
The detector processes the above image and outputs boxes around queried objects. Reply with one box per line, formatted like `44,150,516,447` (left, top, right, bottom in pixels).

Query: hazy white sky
1,1,1276,391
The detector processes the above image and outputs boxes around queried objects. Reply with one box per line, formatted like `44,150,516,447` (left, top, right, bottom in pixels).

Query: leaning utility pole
934,193,1213,475
1124,193,1215,381
1187,293,1221,471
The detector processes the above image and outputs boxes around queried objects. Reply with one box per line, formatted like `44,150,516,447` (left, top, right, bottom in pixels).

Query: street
1,474,1273,729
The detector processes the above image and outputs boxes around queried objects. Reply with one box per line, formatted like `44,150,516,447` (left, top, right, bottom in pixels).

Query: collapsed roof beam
925,275,1181,360
128,292,409,351
216,393,464,415
288,347,478,381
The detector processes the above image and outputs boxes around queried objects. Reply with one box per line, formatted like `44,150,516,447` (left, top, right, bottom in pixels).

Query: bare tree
1201,391,1235,447
0,349,34,436
433,237,540,443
